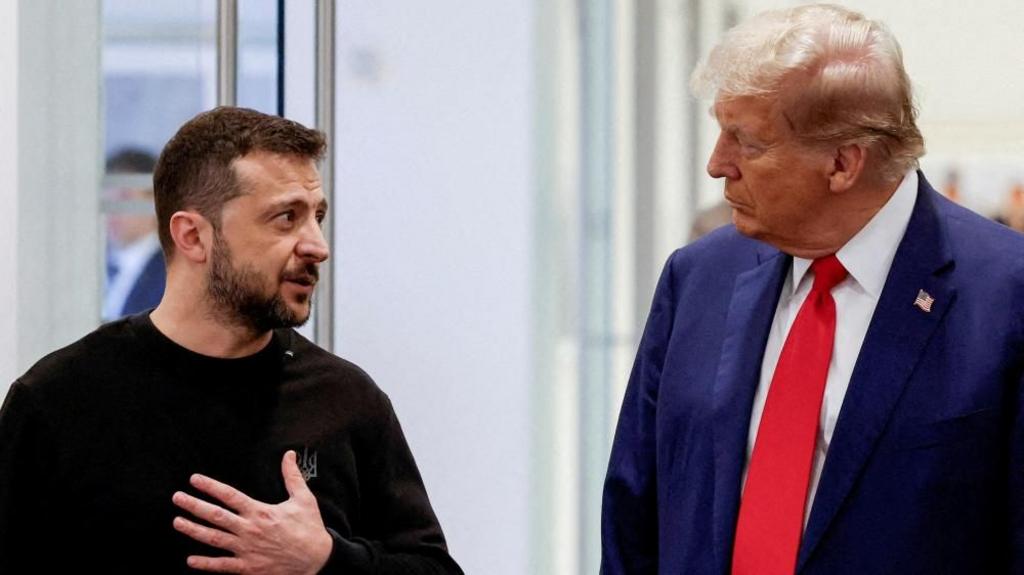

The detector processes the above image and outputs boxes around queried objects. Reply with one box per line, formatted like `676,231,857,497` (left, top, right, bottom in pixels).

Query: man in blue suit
103,148,167,320
602,5,1024,574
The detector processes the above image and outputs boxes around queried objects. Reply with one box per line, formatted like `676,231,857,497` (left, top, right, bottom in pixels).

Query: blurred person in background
603,4,1024,574
0,107,462,575
996,180,1024,232
940,168,962,204
103,147,166,321
689,200,734,242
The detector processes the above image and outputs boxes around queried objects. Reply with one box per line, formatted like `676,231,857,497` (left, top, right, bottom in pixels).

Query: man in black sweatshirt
0,107,463,575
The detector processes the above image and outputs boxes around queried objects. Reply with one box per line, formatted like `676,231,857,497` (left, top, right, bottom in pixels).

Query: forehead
713,95,787,137
232,151,323,202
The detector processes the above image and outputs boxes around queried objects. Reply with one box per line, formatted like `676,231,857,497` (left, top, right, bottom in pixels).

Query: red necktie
731,254,848,575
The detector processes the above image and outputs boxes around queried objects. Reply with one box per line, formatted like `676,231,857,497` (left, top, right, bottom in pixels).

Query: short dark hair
153,106,327,257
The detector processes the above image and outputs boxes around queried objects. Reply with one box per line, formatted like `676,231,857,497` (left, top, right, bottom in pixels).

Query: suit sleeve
601,251,681,574
320,395,463,575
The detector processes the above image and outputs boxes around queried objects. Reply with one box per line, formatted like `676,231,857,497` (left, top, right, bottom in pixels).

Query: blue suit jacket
602,174,1024,574
119,248,166,317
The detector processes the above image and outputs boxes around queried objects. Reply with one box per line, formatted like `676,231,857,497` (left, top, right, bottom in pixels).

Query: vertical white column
531,2,582,573
0,1,19,390
16,0,101,375
609,0,637,434
653,0,692,258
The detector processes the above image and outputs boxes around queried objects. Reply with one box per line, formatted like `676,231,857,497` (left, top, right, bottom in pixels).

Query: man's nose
707,135,740,180
297,220,330,263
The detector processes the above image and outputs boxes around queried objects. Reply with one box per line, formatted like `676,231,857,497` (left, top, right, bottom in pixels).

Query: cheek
732,168,768,206
233,247,281,281
269,245,299,275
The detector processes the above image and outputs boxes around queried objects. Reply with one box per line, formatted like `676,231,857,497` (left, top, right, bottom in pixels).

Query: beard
206,231,317,333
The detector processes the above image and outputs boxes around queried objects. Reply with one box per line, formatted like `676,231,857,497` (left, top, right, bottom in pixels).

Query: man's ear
168,211,212,264
828,143,866,193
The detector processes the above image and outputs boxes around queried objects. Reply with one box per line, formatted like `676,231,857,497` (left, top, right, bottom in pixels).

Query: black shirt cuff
320,527,374,574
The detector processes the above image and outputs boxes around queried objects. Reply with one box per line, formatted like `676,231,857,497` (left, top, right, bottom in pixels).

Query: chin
290,302,313,325
731,214,763,239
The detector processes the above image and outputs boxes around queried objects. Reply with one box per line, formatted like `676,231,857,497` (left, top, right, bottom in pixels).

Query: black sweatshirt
0,313,463,574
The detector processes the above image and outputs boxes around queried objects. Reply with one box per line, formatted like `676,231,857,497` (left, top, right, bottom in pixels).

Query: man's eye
276,211,296,224
315,211,326,224
740,142,764,157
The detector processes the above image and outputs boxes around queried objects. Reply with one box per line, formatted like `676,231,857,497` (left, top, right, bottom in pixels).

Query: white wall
0,1,19,388
332,3,533,573
879,0,1024,216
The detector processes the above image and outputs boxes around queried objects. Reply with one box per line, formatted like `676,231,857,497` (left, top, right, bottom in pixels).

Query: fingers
190,473,256,514
281,450,313,500
173,516,240,553
172,490,244,534
185,554,245,573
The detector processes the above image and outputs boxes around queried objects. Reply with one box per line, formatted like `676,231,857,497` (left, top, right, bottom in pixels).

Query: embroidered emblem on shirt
298,446,318,481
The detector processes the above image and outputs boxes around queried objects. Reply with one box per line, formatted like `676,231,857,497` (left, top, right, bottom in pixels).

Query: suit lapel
711,242,789,575
797,182,956,571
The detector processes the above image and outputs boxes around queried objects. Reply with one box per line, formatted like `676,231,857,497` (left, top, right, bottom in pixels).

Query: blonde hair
691,4,924,181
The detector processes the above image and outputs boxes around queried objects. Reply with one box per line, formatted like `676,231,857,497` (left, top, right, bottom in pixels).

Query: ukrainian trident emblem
298,446,318,481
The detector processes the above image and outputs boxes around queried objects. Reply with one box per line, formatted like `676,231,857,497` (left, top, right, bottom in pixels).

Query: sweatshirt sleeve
0,381,57,573
319,395,463,575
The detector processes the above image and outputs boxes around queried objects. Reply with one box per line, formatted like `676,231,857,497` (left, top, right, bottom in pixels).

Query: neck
778,179,900,259
150,272,273,359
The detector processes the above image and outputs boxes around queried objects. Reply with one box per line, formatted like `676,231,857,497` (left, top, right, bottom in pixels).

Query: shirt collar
789,170,918,298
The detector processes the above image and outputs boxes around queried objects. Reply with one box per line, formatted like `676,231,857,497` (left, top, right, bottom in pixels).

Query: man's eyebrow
709,107,739,132
264,194,328,214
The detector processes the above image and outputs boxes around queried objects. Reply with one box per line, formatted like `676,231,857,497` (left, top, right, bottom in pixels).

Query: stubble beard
206,231,313,334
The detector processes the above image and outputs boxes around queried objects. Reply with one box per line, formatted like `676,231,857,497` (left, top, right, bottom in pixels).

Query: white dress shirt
742,170,919,524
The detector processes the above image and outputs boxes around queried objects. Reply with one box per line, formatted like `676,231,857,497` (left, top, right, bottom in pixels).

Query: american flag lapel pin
913,289,935,313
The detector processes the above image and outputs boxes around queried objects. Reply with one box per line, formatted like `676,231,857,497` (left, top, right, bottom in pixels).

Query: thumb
281,450,313,500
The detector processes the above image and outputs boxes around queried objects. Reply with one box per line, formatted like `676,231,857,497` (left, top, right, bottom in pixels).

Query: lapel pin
913,289,935,313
